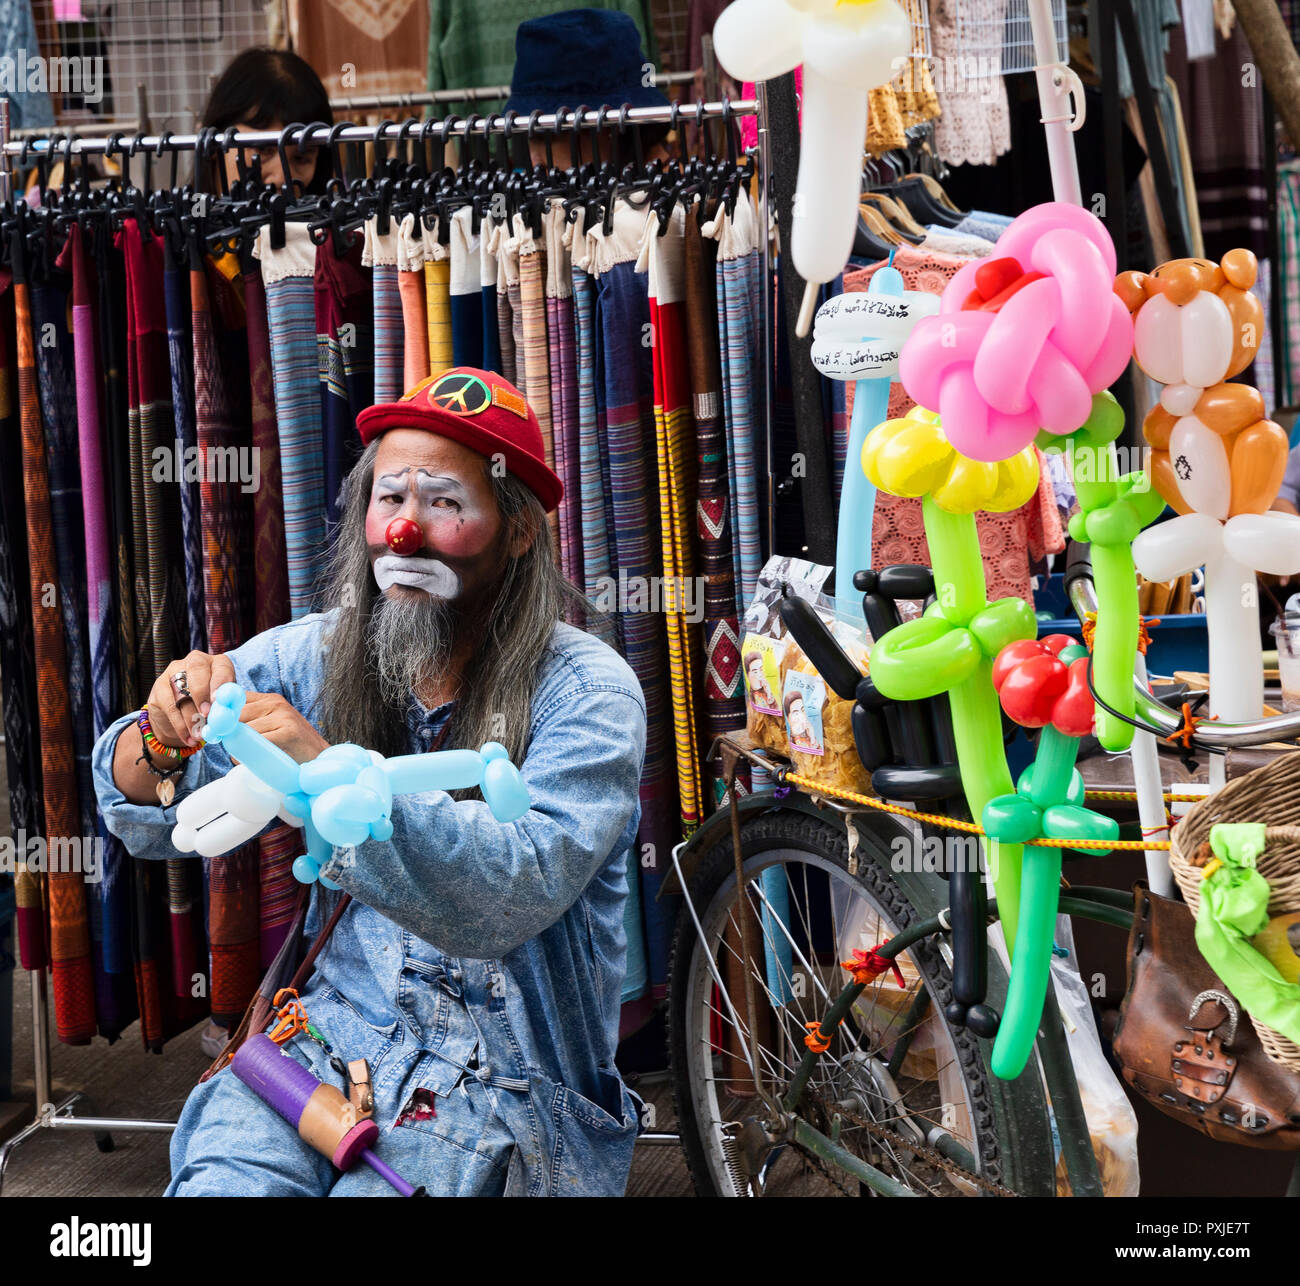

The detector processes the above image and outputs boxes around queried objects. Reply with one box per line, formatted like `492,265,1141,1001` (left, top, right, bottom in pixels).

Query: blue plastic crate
1033,573,1208,677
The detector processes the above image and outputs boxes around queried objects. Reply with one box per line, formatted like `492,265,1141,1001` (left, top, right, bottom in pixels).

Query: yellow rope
1084,789,1204,803
780,772,1173,851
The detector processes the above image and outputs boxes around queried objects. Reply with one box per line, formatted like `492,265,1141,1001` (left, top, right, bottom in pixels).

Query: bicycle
664,550,1300,1197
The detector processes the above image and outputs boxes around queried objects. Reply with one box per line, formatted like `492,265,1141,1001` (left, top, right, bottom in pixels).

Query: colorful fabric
363,217,404,405
162,256,205,652
480,216,502,375
397,214,430,389
241,255,291,635
491,217,519,387
423,223,454,375
449,206,484,368
712,194,764,616
684,211,747,806
642,205,703,835
15,275,96,1042
515,214,558,554
591,200,678,997
256,225,325,617
118,217,186,692
315,232,374,532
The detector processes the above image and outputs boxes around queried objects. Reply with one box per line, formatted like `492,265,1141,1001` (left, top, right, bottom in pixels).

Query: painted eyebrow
412,471,469,493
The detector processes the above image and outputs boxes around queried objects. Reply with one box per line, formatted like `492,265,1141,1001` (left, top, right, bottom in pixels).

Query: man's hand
237,692,329,765
147,651,237,748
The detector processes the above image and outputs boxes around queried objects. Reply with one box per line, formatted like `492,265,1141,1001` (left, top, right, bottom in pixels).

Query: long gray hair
314,438,583,764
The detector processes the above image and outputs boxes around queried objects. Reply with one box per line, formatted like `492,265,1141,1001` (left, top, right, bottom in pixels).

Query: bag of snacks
783,609,873,795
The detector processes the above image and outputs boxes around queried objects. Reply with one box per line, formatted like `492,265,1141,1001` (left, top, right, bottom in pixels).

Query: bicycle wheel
668,806,1056,1197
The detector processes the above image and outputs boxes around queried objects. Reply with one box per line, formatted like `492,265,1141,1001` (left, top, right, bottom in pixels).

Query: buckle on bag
1171,990,1239,1103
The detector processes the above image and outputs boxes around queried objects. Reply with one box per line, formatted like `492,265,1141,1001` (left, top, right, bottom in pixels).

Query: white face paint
372,554,462,597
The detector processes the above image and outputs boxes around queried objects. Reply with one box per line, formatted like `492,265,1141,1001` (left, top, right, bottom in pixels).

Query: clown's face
365,429,507,603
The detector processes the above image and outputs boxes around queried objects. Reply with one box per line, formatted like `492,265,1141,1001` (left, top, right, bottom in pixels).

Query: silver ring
171,670,192,702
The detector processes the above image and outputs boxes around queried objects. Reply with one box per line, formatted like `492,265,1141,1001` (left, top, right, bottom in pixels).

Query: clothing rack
328,70,700,112
0,93,769,1189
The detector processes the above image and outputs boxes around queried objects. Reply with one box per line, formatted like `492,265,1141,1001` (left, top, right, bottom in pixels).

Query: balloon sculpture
712,0,913,334
1038,392,1165,751
900,203,1133,462
1118,251,1300,723
982,637,1118,1079
810,264,939,597
171,683,531,886
863,404,1039,1028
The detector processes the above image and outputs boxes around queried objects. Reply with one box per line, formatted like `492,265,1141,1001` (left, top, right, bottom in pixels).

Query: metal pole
1026,0,1082,206
328,71,699,112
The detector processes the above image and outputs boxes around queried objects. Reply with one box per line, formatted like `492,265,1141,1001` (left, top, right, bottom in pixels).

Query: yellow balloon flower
862,407,1039,514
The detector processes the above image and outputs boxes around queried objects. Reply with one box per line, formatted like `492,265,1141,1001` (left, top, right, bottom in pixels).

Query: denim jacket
91,611,648,1196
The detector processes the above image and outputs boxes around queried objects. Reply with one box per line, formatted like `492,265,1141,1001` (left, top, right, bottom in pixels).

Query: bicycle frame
668,778,1130,1197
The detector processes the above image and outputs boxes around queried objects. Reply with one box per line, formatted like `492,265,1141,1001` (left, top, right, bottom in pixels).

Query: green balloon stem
922,496,984,627
991,843,1063,1080
1090,541,1139,751
1028,726,1081,807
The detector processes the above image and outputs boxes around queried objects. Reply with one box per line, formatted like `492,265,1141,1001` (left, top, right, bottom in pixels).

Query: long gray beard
366,589,456,711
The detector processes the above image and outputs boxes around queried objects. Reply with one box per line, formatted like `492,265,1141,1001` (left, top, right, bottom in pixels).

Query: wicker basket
1169,753,1300,1072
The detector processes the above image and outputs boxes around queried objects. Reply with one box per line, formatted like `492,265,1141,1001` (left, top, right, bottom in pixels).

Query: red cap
357,368,563,512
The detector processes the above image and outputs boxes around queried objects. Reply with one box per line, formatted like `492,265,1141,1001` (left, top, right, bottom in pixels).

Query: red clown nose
385,517,423,556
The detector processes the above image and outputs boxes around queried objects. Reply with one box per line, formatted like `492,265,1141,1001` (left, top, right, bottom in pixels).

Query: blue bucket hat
504,9,670,116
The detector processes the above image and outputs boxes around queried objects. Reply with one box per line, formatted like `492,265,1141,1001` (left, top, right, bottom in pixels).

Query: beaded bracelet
137,707,203,759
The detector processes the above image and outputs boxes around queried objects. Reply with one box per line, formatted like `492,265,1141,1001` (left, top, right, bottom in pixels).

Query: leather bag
1112,885,1300,1150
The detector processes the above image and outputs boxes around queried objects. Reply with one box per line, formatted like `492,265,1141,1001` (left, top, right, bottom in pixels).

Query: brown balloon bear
1114,249,1286,519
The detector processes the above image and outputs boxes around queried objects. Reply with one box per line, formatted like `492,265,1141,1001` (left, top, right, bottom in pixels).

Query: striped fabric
397,214,430,389
163,260,205,652
257,822,301,968
423,223,454,374
570,264,618,652
544,205,582,605
0,277,44,961
241,256,291,635
61,225,136,1014
449,206,484,368
16,275,96,1042
491,217,519,386
480,215,502,374
712,194,765,615
592,200,678,997
643,206,703,835
684,212,748,807
315,232,373,531
516,214,559,554
257,226,326,618
363,216,403,403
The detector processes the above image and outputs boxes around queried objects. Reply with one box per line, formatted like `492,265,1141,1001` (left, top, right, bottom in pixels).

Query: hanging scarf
397,213,430,389
514,213,559,554
15,271,96,1043
479,212,502,375
315,230,374,532
641,205,703,835
422,220,453,374
162,245,205,653
491,217,519,387
0,272,45,969
684,212,748,807
363,216,403,403
449,206,484,368
255,225,325,617
240,252,291,635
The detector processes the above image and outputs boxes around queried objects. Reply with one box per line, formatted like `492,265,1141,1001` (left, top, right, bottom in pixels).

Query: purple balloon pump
232,1034,424,1196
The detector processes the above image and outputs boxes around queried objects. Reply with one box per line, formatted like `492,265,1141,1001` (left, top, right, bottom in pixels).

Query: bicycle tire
667,806,1058,1197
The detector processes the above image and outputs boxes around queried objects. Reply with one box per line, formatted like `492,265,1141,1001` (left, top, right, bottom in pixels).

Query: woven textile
492,217,519,386
241,255,291,634
119,218,186,692
423,226,453,374
516,214,558,554
480,217,501,374
315,232,374,532
257,226,325,617
642,206,703,834
684,212,747,806
543,205,581,605
162,258,205,652
16,276,96,1042
449,205,483,368
712,194,764,617
397,213,430,388
193,263,254,653
61,225,136,1002
363,216,404,404
592,201,678,996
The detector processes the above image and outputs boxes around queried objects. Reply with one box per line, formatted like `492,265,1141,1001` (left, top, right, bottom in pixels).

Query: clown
91,369,648,1197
